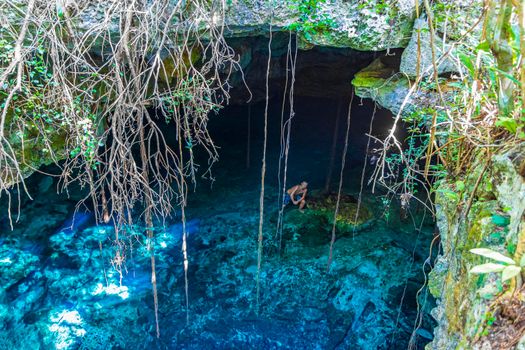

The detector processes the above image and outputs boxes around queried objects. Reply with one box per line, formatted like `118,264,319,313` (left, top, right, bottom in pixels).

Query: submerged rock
280,192,375,246
0,177,434,349
307,192,374,232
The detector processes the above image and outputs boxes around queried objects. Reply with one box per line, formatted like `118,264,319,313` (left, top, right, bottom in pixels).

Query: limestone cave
0,1,524,350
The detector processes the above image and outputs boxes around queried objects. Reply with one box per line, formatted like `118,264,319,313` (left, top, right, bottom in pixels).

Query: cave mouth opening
172,33,408,195
0,35,438,350
155,34,438,349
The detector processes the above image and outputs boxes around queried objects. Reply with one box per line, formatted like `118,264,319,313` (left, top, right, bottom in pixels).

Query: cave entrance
163,34,437,349
0,34,438,350
189,34,403,195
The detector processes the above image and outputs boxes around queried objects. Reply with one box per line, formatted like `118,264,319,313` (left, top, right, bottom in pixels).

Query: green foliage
480,312,496,336
437,188,460,202
0,37,14,65
0,31,101,170
287,0,336,39
469,248,523,283
506,242,517,256
357,0,387,13
491,214,510,227
454,32,525,138
161,76,222,123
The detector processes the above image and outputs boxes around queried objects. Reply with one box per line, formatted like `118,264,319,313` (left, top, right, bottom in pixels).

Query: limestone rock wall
427,147,525,349
349,3,525,348
5,0,418,51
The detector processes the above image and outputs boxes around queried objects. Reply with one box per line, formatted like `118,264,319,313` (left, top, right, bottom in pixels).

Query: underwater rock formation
0,169,434,349
280,193,374,246
4,1,522,349
311,193,373,230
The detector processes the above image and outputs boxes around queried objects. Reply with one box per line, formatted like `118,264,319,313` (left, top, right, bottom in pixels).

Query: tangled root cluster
0,0,240,228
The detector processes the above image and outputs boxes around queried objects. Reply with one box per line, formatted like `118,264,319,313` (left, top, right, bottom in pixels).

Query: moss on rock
282,193,374,245
428,146,525,349
2,108,69,188
352,57,413,116
308,193,374,232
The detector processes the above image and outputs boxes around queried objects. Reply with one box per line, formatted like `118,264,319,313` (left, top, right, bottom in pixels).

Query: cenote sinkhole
0,35,439,350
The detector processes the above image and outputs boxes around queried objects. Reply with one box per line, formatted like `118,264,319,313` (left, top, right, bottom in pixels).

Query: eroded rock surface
428,146,525,349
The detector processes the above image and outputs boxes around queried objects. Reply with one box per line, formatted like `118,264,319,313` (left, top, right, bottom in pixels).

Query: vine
0,0,240,337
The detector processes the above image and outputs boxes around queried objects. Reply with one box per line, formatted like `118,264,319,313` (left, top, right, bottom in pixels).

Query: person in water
285,181,308,211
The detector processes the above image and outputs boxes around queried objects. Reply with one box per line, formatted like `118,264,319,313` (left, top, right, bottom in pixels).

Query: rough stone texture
223,0,297,36
352,55,458,117
305,192,375,231
227,34,379,103
399,18,458,78
352,56,414,116
427,146,525,349
2,115,69,190
432,0,484,42
6,0,417,51
398,0,485,79
76,0,418,51
291,0,417,51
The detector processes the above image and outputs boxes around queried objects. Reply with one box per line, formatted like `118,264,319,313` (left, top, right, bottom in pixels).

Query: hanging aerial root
255,1,274,315
276,32,298,249
0,0,241,337
352,103,377,238
327,90,354,271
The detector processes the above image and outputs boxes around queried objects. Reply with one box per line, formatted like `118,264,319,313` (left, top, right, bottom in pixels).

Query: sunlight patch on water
91,283,130,300
48,310,86,350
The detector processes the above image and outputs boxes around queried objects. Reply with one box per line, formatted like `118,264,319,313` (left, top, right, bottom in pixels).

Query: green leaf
455,180,465,192
495,117,518,134
501,265,521,281
459,52,475,77
470,248,516,264
476,41,491,52
438,188,459,201
496,278,503,292
491,67,521,85
470,263,506,274
492,214,510,227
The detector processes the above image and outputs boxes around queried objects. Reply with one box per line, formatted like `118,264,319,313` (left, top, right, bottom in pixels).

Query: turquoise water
0,97,436,349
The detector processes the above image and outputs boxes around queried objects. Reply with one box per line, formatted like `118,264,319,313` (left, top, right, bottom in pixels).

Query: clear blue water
0,97,436,349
